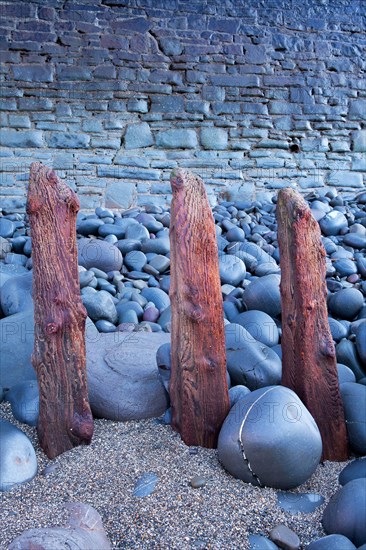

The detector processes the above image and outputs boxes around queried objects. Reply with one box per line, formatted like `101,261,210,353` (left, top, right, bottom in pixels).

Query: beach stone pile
0,189,365,548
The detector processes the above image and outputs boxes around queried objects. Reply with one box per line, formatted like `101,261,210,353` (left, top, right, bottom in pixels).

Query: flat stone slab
87,332,170,421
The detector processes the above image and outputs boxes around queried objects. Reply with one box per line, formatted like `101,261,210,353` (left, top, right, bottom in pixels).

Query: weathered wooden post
169,168,230,448
27,162,93,459
277,188,349,461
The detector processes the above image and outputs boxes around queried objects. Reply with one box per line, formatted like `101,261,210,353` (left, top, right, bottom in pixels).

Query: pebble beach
0,401,349,549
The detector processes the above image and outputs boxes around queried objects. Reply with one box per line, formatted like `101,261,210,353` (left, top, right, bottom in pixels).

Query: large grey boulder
0,419,37,492
78,237,123,272
87,332,170,420
0,271,33,316
9,502,111,549
218,386,322,490
340,382,366,454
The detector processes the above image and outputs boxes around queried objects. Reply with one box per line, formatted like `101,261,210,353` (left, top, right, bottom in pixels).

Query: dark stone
87,332,169,421
116,239,142,255
0,218,15,238
124,250,147,271
0,419,37,491
133,472,159,497
322,479,366,546
6,380,39,426
340,383,366,455
269,525,300,550
333,258,358,277
82,289,118,324
78,237,123,272
141,287,170,312
276,491,324,514
0,271,33,316
249,535,279,549
307,535,356,550
77,219,104,236
319,210,348,236
219,254,246,286
232,310,279,347
242,274,281,317
328,288,364,321
328,317,348,342
337,364,356,384
355,322,366,364
98,224,126,239
228,385,251,408
225,323,282,390
336,339,366,381
218,386,322,490
339,457,366,486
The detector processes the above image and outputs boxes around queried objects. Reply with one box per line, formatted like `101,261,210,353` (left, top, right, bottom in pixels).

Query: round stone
82,289,118,324
78,238,123,272
355,321,366,364
218,386,322,490
124,250,147,272
228,385,251,408
125,223,150,241
307,534,357,550
6,380,39,426
329,288,364,321
225,324,282,390
333,258,358,277
319,210,348,236
242,274,281,318
143,306,160,323
116,239,142,255
148,255,170,274
339,457,366,486
232,310,279,347
337,364,356,384
77,219,104,236
135,213,163,233
141,287,170,312
0,419,38,491
141,238,170,255
79,270,95,288
190,476,207,489
95,320,116,333
0,271,33,316
340,382,366,455
219,254,246,286
328,317,348,342
336,339,366,381
322,479,366,547
0,218,15,239
98,223,126,239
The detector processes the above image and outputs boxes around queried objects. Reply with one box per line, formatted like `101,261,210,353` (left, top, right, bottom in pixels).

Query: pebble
190,475,207,489
339,457,366,486
133,472,159,497
269,524,301,550
0,218,15,238
6,380,39,427
0,419,37,492
307,534,357,550
276,492,325,514
219,254,246,286
78,237,123,272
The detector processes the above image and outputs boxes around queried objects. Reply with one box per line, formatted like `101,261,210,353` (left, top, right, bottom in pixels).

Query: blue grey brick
290,89,314,103
150,95,184,113
200,128,228,150
156,129,198,149
208,17,239,33
93,65,116,79
82,120,103,132
301,138,329,152
202,86,225,101
79,155,112,165
269,102,302,115
127,99,148,113
213,102,241,115
124,122,153,149
112,17,151,34
328,171,363,187
0,99,17,111
210,75,260,87
352,130,366,152
245,45,266,63
57,66,92,80
12,64,53,82
0,129,43,148
98,166,160,180
159,37,183,56
114,154,149,167
108,101,126,112
105,180,136,209
298,176,325,188
91,137,121,149
47,133,90,148
352,159,366,171
8,115,31,128
242,103,268,115
18,98,53,111
186,101,210,115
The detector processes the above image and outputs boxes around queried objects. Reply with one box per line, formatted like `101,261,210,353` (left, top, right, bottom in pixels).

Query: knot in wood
171,174,184,190
46,322,58,334
189,305,204,322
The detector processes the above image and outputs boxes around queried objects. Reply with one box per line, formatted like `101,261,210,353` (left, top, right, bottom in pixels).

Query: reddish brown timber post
27,162,93,459
277,188,349,461
169,168,230,448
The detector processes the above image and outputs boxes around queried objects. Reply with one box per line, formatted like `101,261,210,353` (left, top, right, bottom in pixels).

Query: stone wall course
0,0,365,211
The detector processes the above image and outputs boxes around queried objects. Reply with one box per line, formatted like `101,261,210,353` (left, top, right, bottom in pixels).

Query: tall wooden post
169,168,230,448
277,188,348,461
27,162,93,459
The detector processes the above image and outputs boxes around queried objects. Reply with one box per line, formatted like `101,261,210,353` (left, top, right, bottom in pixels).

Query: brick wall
0,0,365,212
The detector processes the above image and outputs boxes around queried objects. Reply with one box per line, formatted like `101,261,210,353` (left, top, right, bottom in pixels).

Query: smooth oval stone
340,383,366,455
337,364,356,384
0,419,37,491
124,250,147,271
219,254,246,286
0,218,15,238
95,320,116,333
225,324,282,390
156,342,171,394
78,238,123,272
307,535,356,550
82,289,118,324
190,475,207,489
242,274,281,318
116,300,144,321
116,239,142,255
322,479,366,547
269,525,300,550
6,380,39,426
232,310,279,347
133,472,159,497
125,223,150,241
226,226,245,242
141,287,170,312
11,236,26,254
329,288,364,320
355,322,366,364
223,301,240,322
0,271,33,316
276,491,324,514
218,386,322,490
119,309,139,324
4,252,28,266
343,232,366,249
141,238,170,255
336,339,366,381
157,306,171,331
148,255,170,274
229,385,251,408
143,306,160,323
328,317,348,342
98,223,125,239
135,213,163,233
248,534,279,550
96,206,114,218
333,258,358,277
339,457,366,486
160,275,170,294
79,270,95,288
319,210,348,236
77,218,104,236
